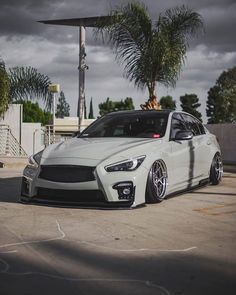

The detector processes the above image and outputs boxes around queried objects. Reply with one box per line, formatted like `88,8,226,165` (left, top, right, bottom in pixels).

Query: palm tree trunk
140,82,161,110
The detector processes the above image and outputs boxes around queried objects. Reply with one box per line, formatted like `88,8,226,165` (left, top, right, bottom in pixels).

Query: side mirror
174,130,193,141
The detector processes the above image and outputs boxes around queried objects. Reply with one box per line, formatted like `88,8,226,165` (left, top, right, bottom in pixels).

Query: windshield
79,112,169,138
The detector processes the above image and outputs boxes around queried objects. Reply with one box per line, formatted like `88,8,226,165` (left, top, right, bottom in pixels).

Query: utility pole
48,84,60,143
77,25,88,132
39,16,112,132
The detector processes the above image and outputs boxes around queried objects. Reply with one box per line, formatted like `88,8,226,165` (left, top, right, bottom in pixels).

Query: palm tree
0,59,10,117
9,66,53,110
96,2,204,109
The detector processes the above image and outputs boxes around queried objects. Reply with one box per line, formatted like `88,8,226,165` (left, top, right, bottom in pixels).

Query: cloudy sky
1,0,236,122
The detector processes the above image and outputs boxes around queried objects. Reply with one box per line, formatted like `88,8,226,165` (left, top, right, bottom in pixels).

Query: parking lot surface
0,168,236,295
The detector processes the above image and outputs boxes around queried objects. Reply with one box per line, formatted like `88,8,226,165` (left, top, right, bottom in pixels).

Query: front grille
39,165,95,183
37,188,105,203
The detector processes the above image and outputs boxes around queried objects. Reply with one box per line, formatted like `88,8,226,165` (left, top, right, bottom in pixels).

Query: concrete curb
0,156,28,169
223,165,236,173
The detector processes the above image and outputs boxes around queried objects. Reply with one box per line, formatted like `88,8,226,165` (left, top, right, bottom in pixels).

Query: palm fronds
9,66,53,110
95,2,204,101
0,60,10,117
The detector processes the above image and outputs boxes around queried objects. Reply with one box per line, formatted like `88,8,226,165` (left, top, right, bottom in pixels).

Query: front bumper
21,184,134,208
20,164,147,208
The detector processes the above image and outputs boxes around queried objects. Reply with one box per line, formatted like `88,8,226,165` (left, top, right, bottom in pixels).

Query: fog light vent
112,182,135,200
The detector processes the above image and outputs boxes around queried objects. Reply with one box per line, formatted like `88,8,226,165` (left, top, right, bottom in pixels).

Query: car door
168,113,192,190
181,114,210,180
192,117,212,177
181,114,201,181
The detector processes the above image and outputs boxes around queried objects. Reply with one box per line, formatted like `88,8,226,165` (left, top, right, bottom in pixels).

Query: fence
206,123,236,165
44,124,88,146
0,124,27,157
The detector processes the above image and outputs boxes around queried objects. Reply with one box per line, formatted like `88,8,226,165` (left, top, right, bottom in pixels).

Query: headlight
28,150,43,168
105,156,146,172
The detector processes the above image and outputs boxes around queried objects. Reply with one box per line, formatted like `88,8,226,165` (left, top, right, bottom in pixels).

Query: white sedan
20,110,223,208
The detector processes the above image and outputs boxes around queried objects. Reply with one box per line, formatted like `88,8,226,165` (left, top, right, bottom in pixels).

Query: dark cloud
0,0,107,38
1,0,236,120
199,4,236,52
1,0,235,52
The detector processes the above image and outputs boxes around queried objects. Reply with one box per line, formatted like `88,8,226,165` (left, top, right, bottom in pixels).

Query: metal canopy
38,15,112,27
39,16,112,131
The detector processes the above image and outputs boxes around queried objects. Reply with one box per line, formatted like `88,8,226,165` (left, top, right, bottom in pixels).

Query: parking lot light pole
33,129,39,155
39,16,113,132
48,84,60,143
78,25,86,132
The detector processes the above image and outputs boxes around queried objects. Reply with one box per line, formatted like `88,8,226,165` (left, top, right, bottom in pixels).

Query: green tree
88,97,95,119
99,97,135,116
160,95,176,110
114,97,135,112
0,59,10,117
97,2,204,109
180,93,202,121
56,91,70,118
14,100,52,125
9,66,53,110
206,66,236,123
99,98,114,116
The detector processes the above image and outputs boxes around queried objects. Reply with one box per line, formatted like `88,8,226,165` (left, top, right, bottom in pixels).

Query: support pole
78,25,86,132
53,92,56,143
48,84,60,144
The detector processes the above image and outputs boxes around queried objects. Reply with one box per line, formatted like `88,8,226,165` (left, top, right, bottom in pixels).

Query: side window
198,121,206,135
190,116,205,135
182,114,201,136
170,113,186,139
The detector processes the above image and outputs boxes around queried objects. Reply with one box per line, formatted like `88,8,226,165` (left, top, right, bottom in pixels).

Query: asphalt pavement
0,168,236,295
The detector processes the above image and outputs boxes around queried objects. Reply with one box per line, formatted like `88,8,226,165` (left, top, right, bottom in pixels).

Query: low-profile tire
210,153,223,185
146,160,168,203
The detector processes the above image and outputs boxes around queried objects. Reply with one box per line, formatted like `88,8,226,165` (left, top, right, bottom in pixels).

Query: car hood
41,137,162,166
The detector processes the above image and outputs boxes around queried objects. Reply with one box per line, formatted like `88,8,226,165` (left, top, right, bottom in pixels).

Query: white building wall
0,104,22,142
55,117,95,132
22,123,45,155
0,104,44,156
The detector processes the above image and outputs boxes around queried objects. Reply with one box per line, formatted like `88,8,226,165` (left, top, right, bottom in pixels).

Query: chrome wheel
215,154,223,181
146,160,168,203
210,153,223,185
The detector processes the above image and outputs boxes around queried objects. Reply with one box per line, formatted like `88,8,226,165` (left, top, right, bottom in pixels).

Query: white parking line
0,257,10,272
0,220,197,254
0,219,198,295
0,220,65,249
0,250,18,254
76,240,197,252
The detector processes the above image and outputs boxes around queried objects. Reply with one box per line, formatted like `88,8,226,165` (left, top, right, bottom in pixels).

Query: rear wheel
210,153,223,185
146,160,168,203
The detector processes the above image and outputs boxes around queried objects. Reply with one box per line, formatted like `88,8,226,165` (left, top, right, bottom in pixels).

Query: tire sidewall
146,160,167,203
210,153,223,185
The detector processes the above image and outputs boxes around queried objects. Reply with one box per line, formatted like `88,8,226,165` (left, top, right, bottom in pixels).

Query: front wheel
146,160,168,203
210,153,223,185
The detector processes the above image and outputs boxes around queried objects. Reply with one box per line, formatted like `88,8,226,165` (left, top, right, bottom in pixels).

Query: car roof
105,110,203,123
106,109,173,116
